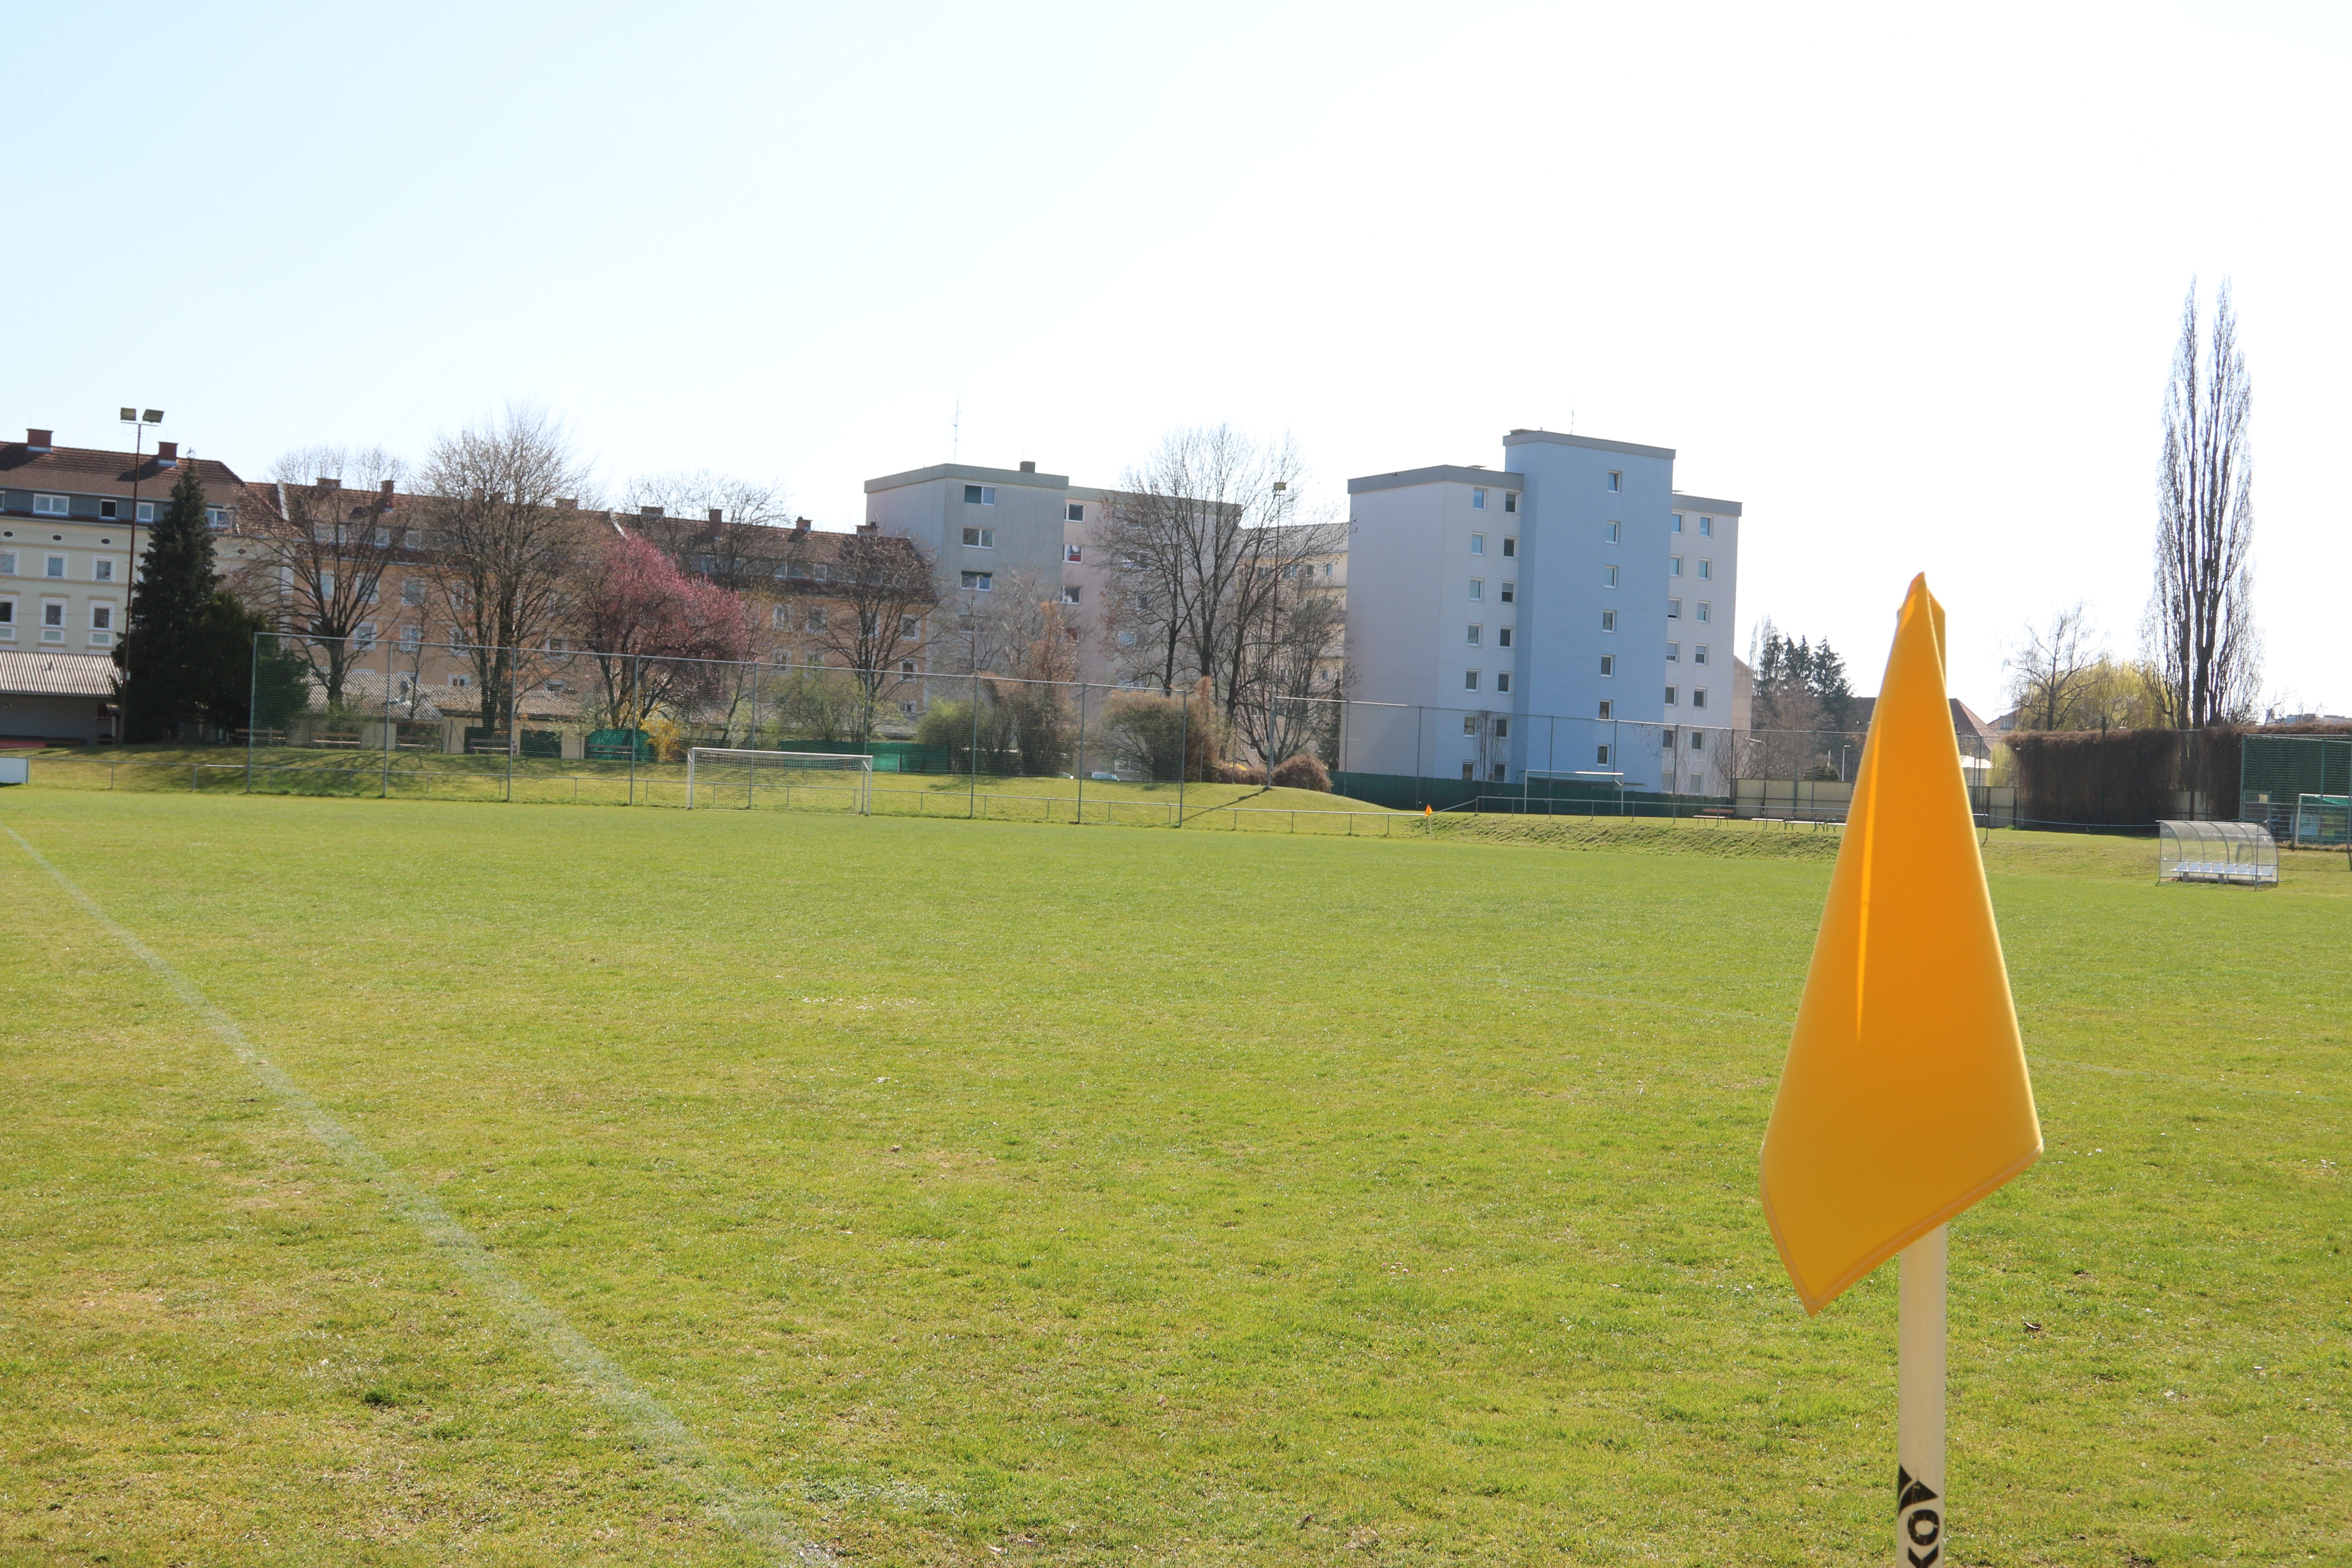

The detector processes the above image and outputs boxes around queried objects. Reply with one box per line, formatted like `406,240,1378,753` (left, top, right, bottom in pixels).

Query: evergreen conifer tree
113,465,221,741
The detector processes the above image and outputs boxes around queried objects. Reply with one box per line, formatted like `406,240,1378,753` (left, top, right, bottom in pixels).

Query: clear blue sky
10,1,2346,712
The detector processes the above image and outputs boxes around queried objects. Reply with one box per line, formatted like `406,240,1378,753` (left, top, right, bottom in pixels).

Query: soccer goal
685,748,873,815
2292,793,2348,848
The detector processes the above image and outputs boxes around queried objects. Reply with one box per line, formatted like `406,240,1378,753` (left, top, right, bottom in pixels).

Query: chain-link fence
20,631,2020,829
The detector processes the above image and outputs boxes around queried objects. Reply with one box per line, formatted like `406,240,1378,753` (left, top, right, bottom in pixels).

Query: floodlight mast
118,407,164,745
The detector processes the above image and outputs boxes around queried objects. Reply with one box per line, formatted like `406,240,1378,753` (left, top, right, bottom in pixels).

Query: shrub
1216,760,1265,785
1270,754,1332,792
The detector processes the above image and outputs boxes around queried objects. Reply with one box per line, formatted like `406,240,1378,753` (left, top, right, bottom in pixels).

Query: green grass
0,788,2344,1565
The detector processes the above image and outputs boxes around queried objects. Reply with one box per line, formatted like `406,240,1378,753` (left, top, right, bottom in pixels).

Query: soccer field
1,792,2344,1566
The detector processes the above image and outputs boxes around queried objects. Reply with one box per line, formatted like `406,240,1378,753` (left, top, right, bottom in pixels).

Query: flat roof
1347,465,1526,496
1670,492,1744,516
1501,429,1676,461
864,462,1071,494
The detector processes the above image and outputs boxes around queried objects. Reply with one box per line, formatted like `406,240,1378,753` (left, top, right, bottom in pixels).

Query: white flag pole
1897,1224,1947,1567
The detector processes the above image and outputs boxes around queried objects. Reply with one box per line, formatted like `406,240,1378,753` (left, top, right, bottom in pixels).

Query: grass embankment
15,744,1390,828
0,790,2343,1564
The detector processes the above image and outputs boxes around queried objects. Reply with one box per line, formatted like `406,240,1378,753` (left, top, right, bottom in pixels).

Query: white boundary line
2,820,827,1566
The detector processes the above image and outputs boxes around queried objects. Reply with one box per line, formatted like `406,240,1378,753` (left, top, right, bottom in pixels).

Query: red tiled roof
0,441,247,495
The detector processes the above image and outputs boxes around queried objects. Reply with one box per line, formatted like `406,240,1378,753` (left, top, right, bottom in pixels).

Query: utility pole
117,407,163,743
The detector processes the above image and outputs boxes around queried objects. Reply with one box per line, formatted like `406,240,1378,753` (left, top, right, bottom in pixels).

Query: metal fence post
1176,687,1188,827
627,654,638,806
246,630,260,793
505,655,518,802
968,669,980,820
1075,681,1088,826
380,635,393,800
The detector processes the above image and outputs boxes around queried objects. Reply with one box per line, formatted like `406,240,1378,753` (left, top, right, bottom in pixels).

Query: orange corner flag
1759,576,2040,1314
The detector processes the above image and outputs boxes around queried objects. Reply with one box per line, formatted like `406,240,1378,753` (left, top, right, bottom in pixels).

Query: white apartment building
1344,430,1741,793
0,427,254,742
863,460,1115,683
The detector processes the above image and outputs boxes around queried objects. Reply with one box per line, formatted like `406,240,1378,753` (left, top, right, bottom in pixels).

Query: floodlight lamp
143,409,165,424
120,407,137,422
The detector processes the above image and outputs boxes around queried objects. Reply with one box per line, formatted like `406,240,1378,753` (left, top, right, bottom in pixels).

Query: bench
313,731,363,748
235,728,287,746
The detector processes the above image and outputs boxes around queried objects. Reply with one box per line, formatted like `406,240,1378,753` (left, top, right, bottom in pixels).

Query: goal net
686,748,873,815
2293,792,2348,847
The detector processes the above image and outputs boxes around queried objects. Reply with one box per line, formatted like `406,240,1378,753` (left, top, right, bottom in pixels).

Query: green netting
2239,735,2352,839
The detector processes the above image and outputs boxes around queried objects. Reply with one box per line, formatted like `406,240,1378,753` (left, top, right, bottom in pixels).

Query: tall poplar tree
114,466,220,741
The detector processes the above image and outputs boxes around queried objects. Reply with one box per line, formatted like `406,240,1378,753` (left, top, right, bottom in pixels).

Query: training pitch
1,791,2344,1565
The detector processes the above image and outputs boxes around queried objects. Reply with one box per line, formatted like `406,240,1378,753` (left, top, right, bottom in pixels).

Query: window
1499,581,1515,604
41,599,65,642
548,637,570,653
804,607,828,632
319,571,334,599
1599,655,1615,677
1463,715,1481,737
1472,487,1488,510
0,597,12,638
1496,671,1512,694
1605,521,1620,544
1597,699,1612,720
901,614,922,637
1668,598,1682,618
1470,533,1485,555
1116,629,1137,648
1492,762,1507,782
1606,471,1621,492
1061,585,1081,605
448,671,470,688
1665,685,1678,705
900,659,917,675
99,499,118,520
90,603,114,632
1700,516,1714,537
963,485,996,505
1696,601,1711,623
1464,670,1481,691
1604,565,1619,588
960,570,993,591
33,494,67,517
1698,559,1712,580
1672,513,1684,534
1691,731,1706,751
1463,761,1475,781
1694,644,1708,665
1468,579,1483,601
1503,492,1518,514
1497,626,1513,649
45,555,65,579
1466,624,1482,645
1666,641,1679,662
0,553,12,574
401,579,426,606
397,623,420,651
206,507,228,529
1501,536,1517,558
1066,501,1083,522
353,621,377,651
1601,609,1616,632
94,558,114,582
1671,555,1684,577
962,526,995,548
1693,687,1708,710
1064,544,1082,563
771,604,791,628
1662,728,1677,748
374,527,393,546
136,501,154,523
1597,744,1611,764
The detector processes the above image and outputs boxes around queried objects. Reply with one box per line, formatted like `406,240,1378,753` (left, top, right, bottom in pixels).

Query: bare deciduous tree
2005,603,2103,731
1095,428,1347,769
809,529,940,748
238,447,409,710
414,408,592,739
2145,279,2261,726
